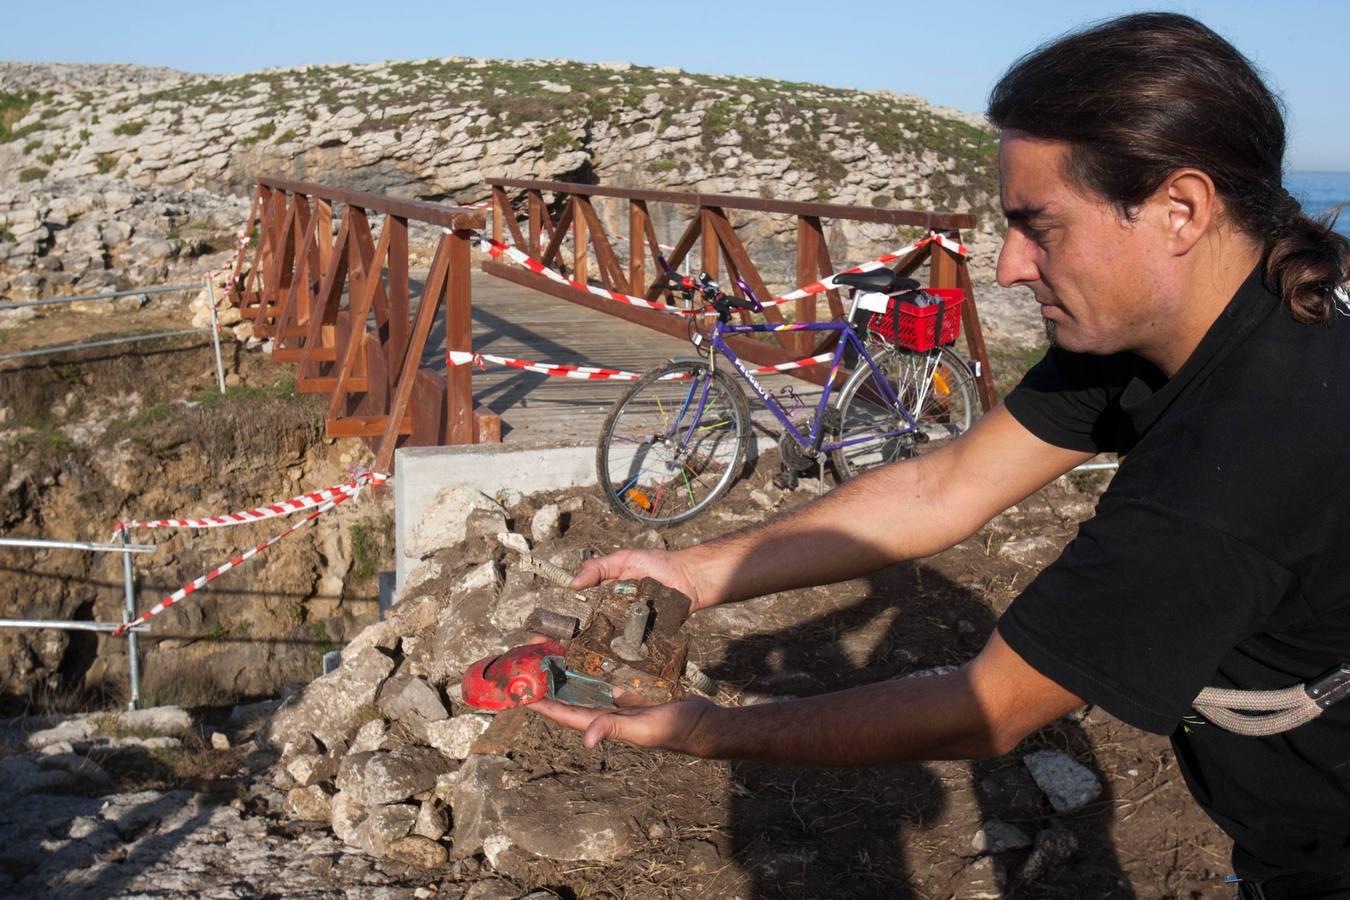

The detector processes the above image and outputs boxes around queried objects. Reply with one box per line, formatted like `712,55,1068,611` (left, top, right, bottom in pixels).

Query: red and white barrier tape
114,471,387,537
447,350,834,380
471,230,966,314
110,471,387,637
206,228,253,307
768,232,967,307
112,497,345,637
473,233,701,317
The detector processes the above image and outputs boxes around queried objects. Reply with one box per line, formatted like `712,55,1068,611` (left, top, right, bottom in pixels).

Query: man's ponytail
1265,204,1349,325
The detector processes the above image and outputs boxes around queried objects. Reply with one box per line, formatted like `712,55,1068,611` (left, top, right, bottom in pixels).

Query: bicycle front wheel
829,346,977,481
597,360,750,526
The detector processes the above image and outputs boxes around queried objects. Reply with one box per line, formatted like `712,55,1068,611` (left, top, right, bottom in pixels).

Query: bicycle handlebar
662,272,759,316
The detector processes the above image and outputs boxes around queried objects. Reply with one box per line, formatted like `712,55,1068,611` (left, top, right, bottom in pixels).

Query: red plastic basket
868,288,964,352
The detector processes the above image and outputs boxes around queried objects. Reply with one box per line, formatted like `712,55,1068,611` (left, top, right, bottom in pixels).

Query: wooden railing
228,177,491,471
485,178,995,410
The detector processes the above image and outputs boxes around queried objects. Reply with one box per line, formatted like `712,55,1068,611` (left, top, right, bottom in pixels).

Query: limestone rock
1023,749,1102,813
496,783,637,861
287,785,333,821
285,753,338,788
529,503,562,542
350,718,391,754
376,675,449,731
354,803,418,857
329,790,366,846
265,646,395,755
27,718,96,749
424,714,492,760
408,487,505,558
385,834,448,868
402,581,512,687
448,755,518,859
449,758,636,863
336,746,451,807
971,819,1032,853
414,799,448,841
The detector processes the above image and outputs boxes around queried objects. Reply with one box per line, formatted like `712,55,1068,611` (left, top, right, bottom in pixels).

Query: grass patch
112,120,146,137
17,167,47,183
91,713,183,740
239,121,276,146
348,514,392,580
140,665,238,709
0,229,14,243
0,90,38,143
96,153,118,174
541,124,576,161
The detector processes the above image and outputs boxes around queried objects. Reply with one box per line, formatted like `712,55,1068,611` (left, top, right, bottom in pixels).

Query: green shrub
17,167,46,183
112,120,145,136
96,153,117,174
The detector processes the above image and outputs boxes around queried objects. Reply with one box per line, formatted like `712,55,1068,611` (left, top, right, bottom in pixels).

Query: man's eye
1022,224,1049,245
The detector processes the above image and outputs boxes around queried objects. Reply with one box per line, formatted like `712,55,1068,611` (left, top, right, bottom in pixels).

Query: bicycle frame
696,317,920,455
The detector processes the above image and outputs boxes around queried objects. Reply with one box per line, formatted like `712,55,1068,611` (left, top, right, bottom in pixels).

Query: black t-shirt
999,266,1350,880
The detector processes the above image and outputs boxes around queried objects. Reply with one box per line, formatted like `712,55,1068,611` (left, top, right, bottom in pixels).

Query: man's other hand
529,689,720,756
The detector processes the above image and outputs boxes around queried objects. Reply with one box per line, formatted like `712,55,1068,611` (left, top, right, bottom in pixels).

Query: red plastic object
870,288,964,351
461,639,566,710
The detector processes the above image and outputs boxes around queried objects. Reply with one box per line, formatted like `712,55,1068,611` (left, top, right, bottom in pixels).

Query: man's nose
996,231,1037,288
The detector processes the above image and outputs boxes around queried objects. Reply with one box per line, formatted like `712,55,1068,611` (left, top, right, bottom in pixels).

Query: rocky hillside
0,59,1003,300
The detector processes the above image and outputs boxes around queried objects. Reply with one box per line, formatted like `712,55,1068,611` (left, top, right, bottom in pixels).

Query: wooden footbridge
228,177,991,472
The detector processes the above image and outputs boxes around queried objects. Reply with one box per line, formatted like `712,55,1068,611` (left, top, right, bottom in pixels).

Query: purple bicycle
596,270,977,525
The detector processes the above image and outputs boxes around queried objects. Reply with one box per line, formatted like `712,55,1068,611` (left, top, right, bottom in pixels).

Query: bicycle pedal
772,470,799,491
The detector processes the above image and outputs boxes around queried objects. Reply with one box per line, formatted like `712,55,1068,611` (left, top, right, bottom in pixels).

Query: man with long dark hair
534,14,1350,896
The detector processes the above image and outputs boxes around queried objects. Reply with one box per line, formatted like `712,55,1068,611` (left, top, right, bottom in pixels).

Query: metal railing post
206,278,227,394
119,526,141,710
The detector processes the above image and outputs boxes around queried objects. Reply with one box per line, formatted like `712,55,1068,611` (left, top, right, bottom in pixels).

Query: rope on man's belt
1192,663,1350,735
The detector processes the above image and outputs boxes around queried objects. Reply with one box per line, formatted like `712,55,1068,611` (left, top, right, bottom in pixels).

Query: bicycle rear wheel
829,345,976,481
597,360,750,526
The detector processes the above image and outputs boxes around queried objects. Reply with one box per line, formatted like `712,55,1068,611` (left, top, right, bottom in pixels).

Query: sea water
1286,170,1350,239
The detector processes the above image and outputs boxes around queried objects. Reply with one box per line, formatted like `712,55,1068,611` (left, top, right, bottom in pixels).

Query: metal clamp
1307,663,1350,710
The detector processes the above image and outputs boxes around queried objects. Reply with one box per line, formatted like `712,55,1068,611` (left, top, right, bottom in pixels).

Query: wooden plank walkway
418,268,820,445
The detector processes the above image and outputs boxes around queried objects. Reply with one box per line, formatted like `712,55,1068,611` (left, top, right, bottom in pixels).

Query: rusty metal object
562,577,692,705
525,607,580,641
609,599,651,661
472,575,696,754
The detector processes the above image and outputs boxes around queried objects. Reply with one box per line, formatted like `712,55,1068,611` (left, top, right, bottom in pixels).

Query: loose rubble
0,472,1233,896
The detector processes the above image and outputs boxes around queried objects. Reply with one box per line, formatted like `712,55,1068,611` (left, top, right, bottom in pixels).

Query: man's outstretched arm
574,405,1092,611
532,628,1084,764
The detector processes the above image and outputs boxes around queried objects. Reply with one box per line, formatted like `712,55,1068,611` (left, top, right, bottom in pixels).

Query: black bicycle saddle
833,270,921,294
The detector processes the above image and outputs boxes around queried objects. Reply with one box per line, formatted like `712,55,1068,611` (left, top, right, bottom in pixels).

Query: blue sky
3,1,1345,169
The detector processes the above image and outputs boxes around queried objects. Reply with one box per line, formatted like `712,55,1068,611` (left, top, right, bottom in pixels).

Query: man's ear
1158,168,1217,255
